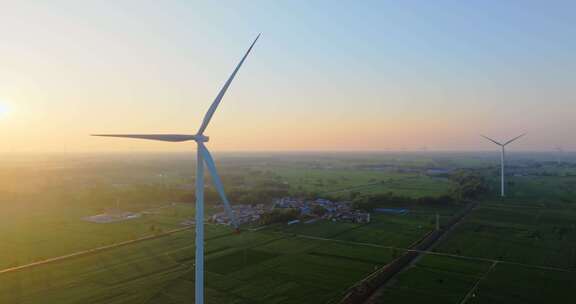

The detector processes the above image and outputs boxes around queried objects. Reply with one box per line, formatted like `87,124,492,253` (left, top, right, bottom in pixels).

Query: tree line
352,170,489,211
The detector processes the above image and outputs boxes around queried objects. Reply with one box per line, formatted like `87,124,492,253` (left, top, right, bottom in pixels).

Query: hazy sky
1,0,575,152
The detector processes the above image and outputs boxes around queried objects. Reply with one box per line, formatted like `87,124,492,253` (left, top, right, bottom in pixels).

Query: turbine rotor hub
195,134,209,142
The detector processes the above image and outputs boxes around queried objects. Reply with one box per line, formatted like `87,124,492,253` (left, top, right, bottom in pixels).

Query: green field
0,216,419,303
268,167,453,199
435,201,576,269
374,252,576,304
372,172,576,303
1,152,576,303
0,199,197,270
374,255,494,303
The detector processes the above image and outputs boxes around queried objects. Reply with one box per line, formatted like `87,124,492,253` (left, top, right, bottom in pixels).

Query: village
210,197,371,226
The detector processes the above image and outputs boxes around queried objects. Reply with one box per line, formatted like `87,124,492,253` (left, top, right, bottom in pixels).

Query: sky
0,0,575,152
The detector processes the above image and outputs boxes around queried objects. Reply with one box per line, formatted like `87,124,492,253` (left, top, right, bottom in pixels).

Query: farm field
435,200,576,269
0,211,434,304
0,152,454,271
267,167,453,199
466,262,576,303
1,152,575,303
506,175,576,204
373,253,576,304
372,177,576,304
0,200,196,270
373,255,494,303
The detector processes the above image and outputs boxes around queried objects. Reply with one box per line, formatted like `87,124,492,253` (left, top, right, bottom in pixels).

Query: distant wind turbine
481,133,525,197
555,145,564,164
92,34,260,304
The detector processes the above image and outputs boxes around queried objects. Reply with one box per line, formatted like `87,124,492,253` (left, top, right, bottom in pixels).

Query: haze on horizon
0,0,575,153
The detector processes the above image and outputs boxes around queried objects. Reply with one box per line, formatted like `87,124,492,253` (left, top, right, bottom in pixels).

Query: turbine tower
481,133,525,197
555,145,564,165
92,34,260,304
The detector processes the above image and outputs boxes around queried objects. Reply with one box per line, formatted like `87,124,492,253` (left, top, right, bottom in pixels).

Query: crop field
466,262,576,303
0,212,432,304
435,200,576,269
373,253,576,304
0,153,454,271
0,200,196,270
2,152,575,303
373,255,494,303
373,173,576,304
506,175,576,204
268,167,452,199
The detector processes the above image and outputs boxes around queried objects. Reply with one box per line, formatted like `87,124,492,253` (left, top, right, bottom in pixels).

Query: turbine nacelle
194,134,210,143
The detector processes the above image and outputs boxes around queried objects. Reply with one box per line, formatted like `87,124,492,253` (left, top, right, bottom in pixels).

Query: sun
0,100,11,118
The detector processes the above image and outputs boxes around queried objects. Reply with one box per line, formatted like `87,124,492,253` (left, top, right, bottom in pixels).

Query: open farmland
435,200,576,269
371,172,576,304
0,152,454,271
0,196,197,270
372,253,576,304
372,255,495,303
267,166,453,199
2,152,575,303
0,211,436,304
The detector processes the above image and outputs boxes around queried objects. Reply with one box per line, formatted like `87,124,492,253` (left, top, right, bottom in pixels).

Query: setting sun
0,100,10,118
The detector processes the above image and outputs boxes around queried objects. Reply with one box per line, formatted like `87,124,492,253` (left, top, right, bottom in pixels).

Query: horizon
1,149,573,157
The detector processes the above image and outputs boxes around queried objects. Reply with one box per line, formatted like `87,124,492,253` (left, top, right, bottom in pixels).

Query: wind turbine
92,34,260,304
555,145,564,165
481,133,525,197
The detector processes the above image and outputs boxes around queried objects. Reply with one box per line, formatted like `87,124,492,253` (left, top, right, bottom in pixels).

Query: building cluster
210,204,268,226
209,197,371,226
357,164,453,176
274,197,371,224
83,210,141,223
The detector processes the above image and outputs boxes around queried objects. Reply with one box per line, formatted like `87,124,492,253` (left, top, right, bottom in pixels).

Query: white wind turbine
555,145,564,165
481,133,525,197
92,34,260,304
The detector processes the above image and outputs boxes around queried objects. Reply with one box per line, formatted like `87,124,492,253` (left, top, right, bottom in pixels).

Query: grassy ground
0,200,196,270
374,253,576,304
435,201,576,269
372,174,576,304
268,167,452,199
468,263,576,303
1,212,431,304
3,153,574,303
374,255,494,303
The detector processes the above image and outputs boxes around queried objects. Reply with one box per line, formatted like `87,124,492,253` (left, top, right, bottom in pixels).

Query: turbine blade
197,34,260,135
92,134,196,142
480,135,503,146
199,144,239,229
504,133,526,146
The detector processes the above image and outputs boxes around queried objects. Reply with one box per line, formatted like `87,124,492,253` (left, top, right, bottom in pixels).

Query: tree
312,205,327,216
450,170,489,201
260,209,300,225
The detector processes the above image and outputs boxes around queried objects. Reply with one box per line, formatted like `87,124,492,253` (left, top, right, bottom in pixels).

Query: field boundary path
290,233,572,274
0,225,193,275
337,201,478,304
458,260,498,304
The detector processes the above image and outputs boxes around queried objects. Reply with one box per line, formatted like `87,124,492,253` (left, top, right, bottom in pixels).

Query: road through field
291,232,574,274
0,225,193,275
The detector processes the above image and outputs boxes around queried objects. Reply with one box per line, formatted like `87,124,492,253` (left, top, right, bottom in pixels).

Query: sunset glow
0,1,575,153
